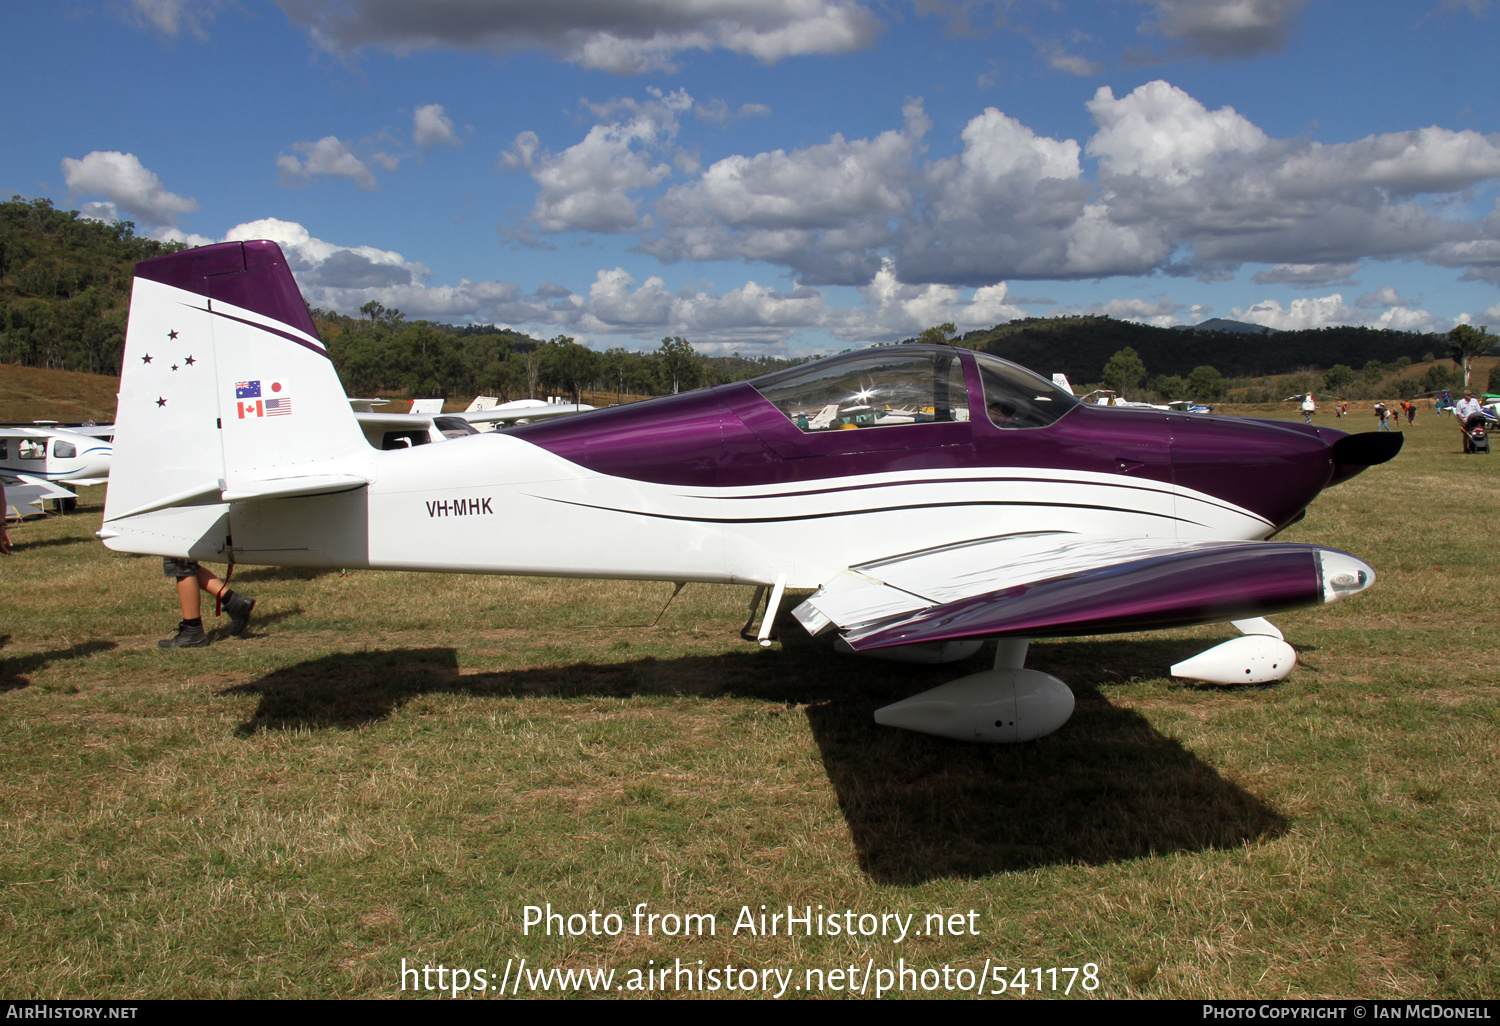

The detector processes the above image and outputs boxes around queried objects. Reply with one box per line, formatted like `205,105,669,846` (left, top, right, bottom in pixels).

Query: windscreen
751,349,969,432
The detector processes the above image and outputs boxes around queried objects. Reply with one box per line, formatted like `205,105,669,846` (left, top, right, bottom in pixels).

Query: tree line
931,314,1458,383
1084,330,1498,405
315,303,805,403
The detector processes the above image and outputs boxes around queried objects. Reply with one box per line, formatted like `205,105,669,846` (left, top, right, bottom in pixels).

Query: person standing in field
1374,402,1391,431
1301,393,1316,422
158,559,255,648
1453,389,1484,452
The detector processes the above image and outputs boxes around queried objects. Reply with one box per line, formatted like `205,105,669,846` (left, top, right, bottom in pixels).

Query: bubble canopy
749,346,1077,432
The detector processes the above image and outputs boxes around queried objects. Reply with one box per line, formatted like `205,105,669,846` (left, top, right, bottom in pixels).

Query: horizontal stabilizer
219,474,370,503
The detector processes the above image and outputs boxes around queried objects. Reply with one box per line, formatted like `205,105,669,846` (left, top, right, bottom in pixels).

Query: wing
3,472,77,513
792,531,1375,651
461,402,595,426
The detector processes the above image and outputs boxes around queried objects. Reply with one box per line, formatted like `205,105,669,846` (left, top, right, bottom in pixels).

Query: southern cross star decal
172,364,179,371
141,354,152,364
156,397,167,407
167,330,178,340
183,355,195,366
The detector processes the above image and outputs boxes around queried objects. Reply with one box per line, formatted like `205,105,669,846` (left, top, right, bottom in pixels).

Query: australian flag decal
235,380,262,399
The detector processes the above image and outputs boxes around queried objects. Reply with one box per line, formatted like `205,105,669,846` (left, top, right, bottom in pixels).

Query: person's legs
161,560,209,648
197,565,255,634
177,574,202,619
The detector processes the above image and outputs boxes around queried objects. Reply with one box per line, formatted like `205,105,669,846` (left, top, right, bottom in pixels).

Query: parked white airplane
0,425,113,486
347,396,596,449
99,242,1401,742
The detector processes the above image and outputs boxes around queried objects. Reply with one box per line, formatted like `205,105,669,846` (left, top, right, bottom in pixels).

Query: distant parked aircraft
347,396,596,449
0,425,112,486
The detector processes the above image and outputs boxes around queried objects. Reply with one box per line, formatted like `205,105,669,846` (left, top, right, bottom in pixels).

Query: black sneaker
158,620,208,648
223,592,255,635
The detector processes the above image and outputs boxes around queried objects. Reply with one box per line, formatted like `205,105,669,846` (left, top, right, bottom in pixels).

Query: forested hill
0,196,185,375
946,316,1443,382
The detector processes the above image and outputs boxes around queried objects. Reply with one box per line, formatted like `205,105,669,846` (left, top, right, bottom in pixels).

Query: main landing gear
871,619,1296,744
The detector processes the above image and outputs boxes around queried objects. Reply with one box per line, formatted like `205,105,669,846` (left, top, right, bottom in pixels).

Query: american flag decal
264,397,293,416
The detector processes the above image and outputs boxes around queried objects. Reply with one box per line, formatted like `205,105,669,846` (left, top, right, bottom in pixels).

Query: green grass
1,411,1497,999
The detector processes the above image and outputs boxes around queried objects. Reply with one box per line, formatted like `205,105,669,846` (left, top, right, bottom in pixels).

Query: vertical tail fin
104,241,369,528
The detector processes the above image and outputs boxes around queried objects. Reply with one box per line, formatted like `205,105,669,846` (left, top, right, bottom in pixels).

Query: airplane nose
1327,431,1403,486
1318,550,1375,603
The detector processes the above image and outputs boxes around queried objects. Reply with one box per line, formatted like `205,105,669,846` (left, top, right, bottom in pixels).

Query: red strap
215,562,234,617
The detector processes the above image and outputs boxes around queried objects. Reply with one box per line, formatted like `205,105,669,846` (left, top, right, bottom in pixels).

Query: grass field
1,409,1497,1000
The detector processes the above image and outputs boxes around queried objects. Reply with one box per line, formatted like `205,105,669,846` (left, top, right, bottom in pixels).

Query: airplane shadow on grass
10,535,94,552
220,629,1288,881
0,634,118,692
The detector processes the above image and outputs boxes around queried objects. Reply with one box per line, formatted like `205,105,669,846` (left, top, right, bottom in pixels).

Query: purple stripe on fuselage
135,241,322,343
701,473,1266,527
711,475,1174,501
533,493,1203,526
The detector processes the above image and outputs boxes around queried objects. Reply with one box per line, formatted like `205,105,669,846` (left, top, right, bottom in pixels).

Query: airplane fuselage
133,368,1346,592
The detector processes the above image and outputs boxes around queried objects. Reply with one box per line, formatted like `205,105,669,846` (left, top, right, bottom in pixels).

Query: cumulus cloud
1010,81,1497,284
188,214,1034,349
1086,80,1266,183
274,0,881,73
277,136,383,189
78,201,119,223
150,226,217,248
787,261,1026,342
1234,293,1443,332
1356,285,1413,309
1135,0,1308,60
413,104,461,148
61,151,200,225
124,0,223,38
896,102,1170,284
1089,296,1186,326
504,126,673,234
493,79,1500,292
572,267,830,348
1252,263,1361,287
217,217,546,322
643,98,929,284
691,99,773,126
1038,41,1104,77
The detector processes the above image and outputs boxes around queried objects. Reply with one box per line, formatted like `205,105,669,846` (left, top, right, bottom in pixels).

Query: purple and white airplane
99,242,1401,743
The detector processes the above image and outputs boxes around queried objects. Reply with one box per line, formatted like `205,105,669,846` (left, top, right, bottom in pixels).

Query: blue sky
3,0,1498,356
